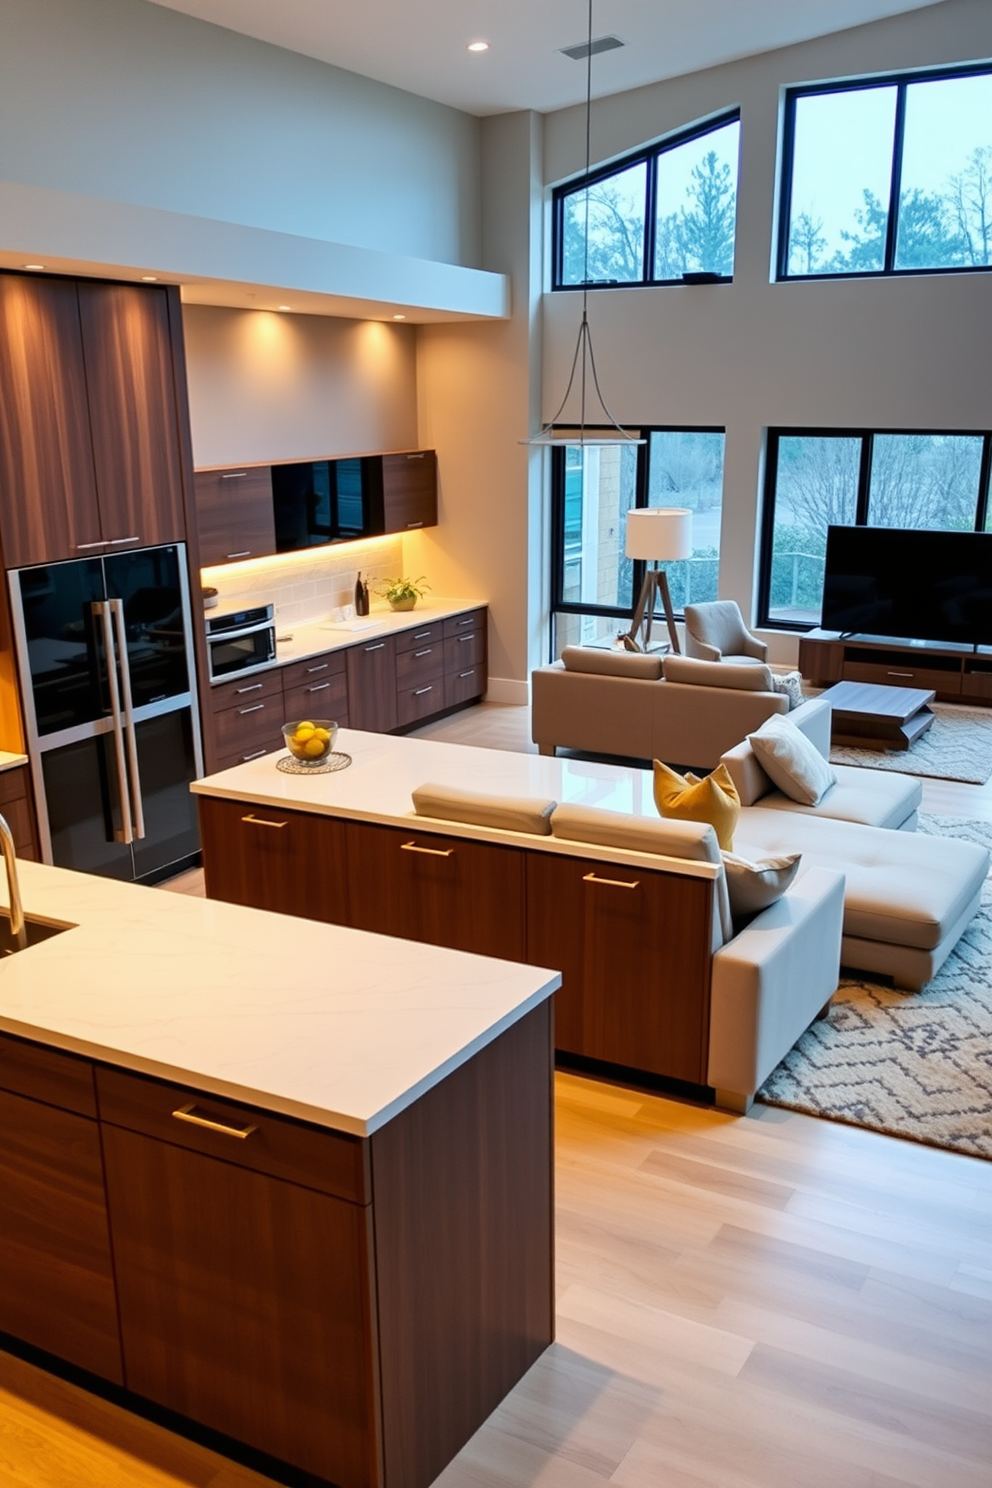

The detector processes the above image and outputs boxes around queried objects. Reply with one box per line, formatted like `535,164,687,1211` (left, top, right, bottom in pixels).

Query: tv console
798,630,992,708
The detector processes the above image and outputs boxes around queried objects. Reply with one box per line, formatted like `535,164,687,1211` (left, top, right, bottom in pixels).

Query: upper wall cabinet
195,450,437,566
194,467,276,567
0,273,188,569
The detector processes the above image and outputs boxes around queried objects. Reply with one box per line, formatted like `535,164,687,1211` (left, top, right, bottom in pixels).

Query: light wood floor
16,702,987,1488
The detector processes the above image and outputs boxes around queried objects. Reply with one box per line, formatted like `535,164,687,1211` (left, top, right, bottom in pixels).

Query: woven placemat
276,752,351,775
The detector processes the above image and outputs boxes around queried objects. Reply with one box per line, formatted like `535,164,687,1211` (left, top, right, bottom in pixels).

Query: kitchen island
0,859,557,1488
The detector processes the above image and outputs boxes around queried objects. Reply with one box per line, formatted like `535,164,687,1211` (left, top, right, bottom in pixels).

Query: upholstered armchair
684,601,768,664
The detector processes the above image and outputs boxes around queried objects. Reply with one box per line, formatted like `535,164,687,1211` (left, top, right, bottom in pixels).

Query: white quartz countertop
191,729,719,881
0,751,28,773
0,859,558,1137
210,598,485,681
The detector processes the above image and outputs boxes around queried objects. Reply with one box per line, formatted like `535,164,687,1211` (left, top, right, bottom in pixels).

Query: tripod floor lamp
624,508,693,652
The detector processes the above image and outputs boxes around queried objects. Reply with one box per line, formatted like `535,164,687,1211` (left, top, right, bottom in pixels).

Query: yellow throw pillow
652,760,740,851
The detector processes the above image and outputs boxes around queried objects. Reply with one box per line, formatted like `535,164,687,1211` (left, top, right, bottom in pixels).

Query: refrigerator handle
110,598,146,841
93,601,134,846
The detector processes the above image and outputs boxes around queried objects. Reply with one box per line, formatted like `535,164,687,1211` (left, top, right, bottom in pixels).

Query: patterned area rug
827,701,992,785
759,814,992,1159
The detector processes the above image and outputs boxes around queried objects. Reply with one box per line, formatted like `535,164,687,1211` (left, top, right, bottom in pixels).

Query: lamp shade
625,507,693,562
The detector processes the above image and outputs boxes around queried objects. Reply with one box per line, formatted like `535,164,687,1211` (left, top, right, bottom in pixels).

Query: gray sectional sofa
531,648,813,766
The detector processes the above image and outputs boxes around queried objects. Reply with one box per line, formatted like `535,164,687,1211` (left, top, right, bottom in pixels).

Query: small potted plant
377,575,431,612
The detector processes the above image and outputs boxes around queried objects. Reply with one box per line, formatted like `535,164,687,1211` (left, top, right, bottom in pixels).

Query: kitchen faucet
0,812,27,951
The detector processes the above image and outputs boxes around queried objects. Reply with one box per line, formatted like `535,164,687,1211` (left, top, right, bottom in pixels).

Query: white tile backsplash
201,538,404,626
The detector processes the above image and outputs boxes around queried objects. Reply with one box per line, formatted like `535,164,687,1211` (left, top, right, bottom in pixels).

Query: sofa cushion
734,807,989,952
412,782,557,835
663,655,774,691
748,714,837,806
561,645,664,679
653,760,740,850
722,850,803,924
550,804,733,945
746,764,921,831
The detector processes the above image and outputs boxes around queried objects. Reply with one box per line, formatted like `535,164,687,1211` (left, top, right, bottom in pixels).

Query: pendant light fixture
523,0,644,448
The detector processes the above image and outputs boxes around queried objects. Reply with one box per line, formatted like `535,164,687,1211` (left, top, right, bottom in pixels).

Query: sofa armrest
708,866,845,1110
788,696,832,758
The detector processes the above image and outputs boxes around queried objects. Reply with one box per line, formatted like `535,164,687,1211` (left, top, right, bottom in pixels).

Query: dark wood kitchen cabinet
100,1106,377,1488
77,282,186,551
0,763,40,860
347,634,398,732
344,820,527,961
193,465,275,567
378,450,437,532
0,274,102,567
0,272,190,567
0,1037,122,1381
526,852,711,1083
198,792,351,922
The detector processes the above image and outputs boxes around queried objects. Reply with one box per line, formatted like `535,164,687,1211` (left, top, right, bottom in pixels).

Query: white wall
412,112,546,700
0,0,481,268
183,305,418,468
540,0,992,661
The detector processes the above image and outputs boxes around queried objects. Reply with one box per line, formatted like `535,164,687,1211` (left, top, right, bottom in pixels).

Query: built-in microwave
206,603,276,683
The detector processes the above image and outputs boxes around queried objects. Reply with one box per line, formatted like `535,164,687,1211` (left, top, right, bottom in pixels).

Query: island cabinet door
526,853,713,1084
0,1039,122,1382
101,1122,379,1488
198,795,350,923
344,821,527,961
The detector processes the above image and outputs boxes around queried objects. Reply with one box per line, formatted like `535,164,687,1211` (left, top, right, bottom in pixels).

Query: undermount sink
0,912,75,956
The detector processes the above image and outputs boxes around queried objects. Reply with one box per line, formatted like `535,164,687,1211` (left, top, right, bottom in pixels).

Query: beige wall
540,0,992,663
183,305,418,468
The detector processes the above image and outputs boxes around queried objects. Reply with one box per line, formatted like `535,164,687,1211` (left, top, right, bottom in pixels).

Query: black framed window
758,429,992,629
553,114,741,290
779,65,992,279
551,428,726,655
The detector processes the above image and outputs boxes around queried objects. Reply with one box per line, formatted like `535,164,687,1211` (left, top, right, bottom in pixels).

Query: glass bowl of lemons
282,719,337,765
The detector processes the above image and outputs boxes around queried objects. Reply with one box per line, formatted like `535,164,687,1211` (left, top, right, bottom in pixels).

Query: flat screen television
820,525,992,647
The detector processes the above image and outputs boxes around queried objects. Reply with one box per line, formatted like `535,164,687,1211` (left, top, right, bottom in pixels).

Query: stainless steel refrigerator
9,544,204,882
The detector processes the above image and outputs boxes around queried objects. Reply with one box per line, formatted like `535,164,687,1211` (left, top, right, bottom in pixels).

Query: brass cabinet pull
241,814,288,829
401,840,454,857
172,1103,257,1139
238,702,265,714
583,871,640,890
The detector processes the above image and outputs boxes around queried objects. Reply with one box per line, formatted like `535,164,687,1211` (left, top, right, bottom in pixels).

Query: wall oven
205,603,277,683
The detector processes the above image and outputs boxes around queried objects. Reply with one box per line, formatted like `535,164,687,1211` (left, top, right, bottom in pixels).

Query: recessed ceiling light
392,314,406,321
23,263,45,270
467,40,489,53
141,275,158,282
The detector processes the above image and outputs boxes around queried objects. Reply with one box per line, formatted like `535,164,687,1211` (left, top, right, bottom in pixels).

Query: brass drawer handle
583,871,640,890
238,703,265,714
172,1103,257,1139
401,840,454,857
241,813,288,829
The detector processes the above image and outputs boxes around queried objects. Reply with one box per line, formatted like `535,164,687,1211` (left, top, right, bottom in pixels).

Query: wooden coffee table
820,680,936,751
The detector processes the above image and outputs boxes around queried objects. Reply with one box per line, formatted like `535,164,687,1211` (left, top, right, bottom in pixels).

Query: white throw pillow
722,849,802,924
770,669,805,710
747,714,837,805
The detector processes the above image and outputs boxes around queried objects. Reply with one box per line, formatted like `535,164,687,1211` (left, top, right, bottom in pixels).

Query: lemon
303,735,326,758
313,727,331,743
293,722,316,742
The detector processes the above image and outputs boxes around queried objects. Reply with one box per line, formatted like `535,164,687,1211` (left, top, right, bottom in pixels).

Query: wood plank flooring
22,699,981,1488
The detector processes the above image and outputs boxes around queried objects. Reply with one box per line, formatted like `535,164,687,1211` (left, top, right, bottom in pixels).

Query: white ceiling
148,0,946,116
